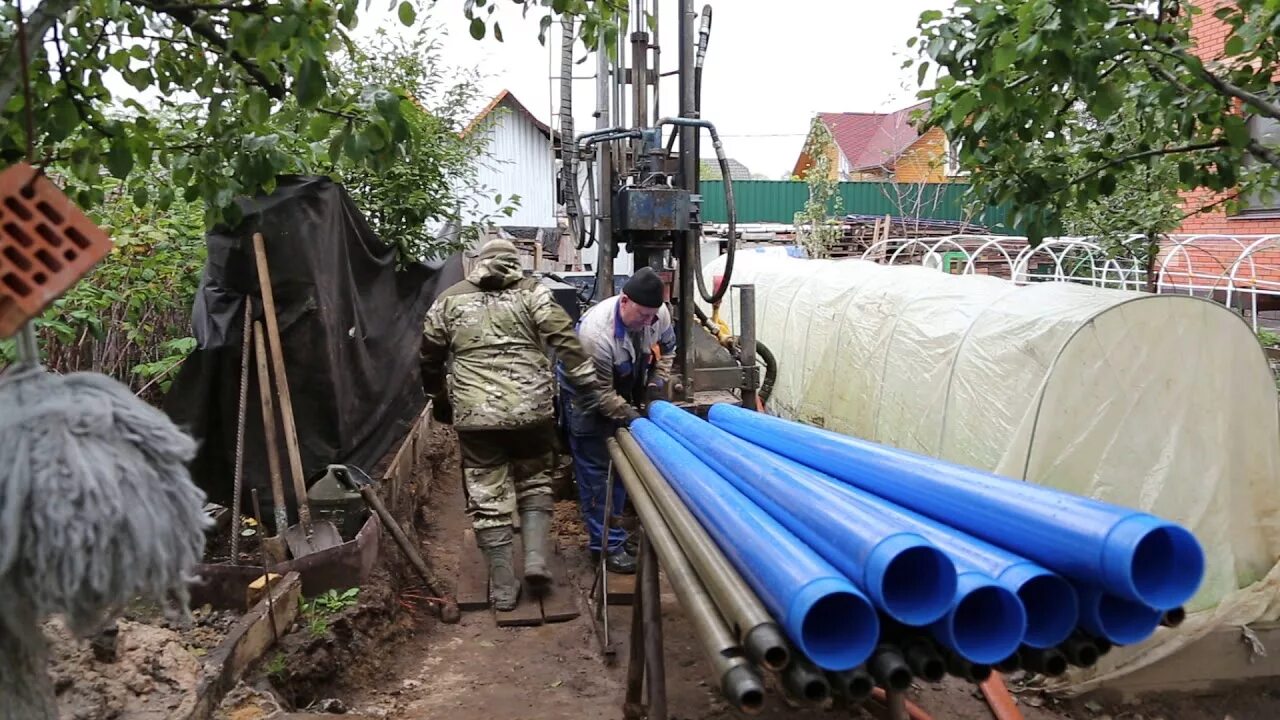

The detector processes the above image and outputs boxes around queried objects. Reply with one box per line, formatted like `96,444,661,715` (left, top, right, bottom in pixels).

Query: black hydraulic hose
583,159,597,249
756,340,777,405
691,5,711,167
657,116,736,305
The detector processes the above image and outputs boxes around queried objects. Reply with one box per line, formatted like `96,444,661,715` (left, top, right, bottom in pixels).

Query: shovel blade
284,520,343,558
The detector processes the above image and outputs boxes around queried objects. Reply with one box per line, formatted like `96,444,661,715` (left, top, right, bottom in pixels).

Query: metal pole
624,540,647,718
639,532,667,720
737,284,757,410
631,30,649,133
676,0,697,397
595,21,615,298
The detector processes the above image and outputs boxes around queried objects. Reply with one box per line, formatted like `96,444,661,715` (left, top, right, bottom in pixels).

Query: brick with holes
0,162,113,338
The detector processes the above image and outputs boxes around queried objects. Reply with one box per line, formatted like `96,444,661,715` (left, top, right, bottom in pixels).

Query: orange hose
868,687,934,720
979,674,1025,720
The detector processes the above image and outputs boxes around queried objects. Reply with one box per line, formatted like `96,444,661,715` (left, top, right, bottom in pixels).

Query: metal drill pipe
782,655,831,707
608,439,766,714
1021,646,1068,677
616,430,790,671
869,645,913,691
828,667,875,705
1057,633,1101,668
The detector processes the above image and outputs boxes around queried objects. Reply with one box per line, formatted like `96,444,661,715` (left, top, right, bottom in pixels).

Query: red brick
0,162,113,338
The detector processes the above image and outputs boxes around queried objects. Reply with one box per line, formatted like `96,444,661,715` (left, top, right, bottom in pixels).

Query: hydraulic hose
708,404,1205,611
756,340,777,405
657,116,736,305
630,420,879,671
615,431,791,672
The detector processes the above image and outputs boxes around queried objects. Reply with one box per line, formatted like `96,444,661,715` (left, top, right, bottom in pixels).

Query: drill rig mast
561,0,757,412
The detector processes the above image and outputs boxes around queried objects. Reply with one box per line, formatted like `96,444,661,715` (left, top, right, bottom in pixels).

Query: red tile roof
816,101,931,172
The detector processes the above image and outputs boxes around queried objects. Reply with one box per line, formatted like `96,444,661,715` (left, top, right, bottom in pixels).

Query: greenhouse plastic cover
702,252,1280,691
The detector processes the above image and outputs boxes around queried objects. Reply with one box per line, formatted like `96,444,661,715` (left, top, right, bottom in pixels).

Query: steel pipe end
1057,635,1100,668
999,563,1078,649
789,577,879,671
721,664,766,715
829,667,875,703
782,656,831,706
865,534,957,626
901,638,946,683
932,572,1027,664
1022,647,1069,677
1161,606,1186,628
1077,585,1163,646
1102,515,1204,609
870,645,913,691
743,622,791,671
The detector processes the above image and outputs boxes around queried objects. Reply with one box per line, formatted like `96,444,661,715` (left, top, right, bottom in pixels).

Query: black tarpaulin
164,175,462,516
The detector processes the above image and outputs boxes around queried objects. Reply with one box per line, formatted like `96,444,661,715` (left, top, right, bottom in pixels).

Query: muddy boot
476,526,519,611
520,496,554,593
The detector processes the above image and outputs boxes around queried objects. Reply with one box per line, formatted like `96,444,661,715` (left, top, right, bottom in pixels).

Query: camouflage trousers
457,422,558,531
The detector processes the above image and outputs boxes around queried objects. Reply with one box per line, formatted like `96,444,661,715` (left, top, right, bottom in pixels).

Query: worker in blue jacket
560,267,675,574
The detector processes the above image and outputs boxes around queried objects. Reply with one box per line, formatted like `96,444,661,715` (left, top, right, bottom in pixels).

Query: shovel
252,232,342,557
252,322,289,565
331,464,461,624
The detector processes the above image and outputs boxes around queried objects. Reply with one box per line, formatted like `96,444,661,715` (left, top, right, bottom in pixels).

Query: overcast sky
354,1,952,179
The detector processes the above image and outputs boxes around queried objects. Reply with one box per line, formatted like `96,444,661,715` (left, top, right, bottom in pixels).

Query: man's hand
618,406,641,428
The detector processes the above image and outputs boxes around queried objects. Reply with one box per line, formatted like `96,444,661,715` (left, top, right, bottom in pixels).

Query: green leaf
398,1,416,26
308,113,336,140
917,61,930,86
294,59,327,108
470,17,486,40
920,9,943,23
1178,161,1197,185
1099,174,1117,196
106,137,134,179
993,45,1016,71
1224,34,1244,56
1224,115,1249,148
132,186,150,208
246,91,271,124
494,22,503,42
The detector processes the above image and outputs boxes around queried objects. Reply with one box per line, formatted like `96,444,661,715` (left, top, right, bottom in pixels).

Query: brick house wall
1176,0,1280,234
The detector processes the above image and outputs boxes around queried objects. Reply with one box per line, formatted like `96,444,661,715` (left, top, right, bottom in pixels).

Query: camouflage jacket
420,253,597,430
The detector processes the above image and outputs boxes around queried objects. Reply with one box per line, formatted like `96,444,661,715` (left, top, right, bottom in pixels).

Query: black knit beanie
622,267,665,308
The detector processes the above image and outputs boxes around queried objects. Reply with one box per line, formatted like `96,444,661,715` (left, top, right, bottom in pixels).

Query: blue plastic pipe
630,420,879,671
650,402,957,627
1074,583,1163,646
651,403,1025,663
707,404,1205,611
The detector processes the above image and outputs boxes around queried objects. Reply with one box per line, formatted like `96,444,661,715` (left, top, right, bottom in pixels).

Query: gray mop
0,327,211,719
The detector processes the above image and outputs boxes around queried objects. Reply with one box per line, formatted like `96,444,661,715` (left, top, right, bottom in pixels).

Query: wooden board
456,529,491,611
183,572,302,720
605,571,636,606
495,534,545,627
539,539,580,624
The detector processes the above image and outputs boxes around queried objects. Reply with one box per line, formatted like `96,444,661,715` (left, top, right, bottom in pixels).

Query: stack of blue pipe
630,401,1205,673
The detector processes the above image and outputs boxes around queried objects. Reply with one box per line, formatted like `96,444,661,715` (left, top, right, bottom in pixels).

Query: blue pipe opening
1104,517,1205,611
932,573,1027,664
999,564,1078,649
793,578,882,672
1076,584,1163,646
868,537,956,626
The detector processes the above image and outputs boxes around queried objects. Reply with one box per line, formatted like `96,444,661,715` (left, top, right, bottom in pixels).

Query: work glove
645,381,667,404
618,406,641,428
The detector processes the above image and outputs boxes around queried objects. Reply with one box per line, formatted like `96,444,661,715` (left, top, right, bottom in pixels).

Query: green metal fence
699,180,1014,232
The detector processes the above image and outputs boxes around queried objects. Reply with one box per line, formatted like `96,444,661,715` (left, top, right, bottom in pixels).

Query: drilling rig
558,0,768,413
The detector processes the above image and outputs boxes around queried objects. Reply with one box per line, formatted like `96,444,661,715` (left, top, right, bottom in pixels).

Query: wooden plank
495,534,544,627
183,572,302,720
538,539,579,624
456,529,490,611
605,571,636,606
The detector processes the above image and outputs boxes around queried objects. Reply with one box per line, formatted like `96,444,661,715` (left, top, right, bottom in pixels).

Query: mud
47,611,231,720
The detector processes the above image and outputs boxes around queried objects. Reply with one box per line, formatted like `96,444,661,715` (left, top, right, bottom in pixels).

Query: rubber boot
520,496,555,593
476,526,519,611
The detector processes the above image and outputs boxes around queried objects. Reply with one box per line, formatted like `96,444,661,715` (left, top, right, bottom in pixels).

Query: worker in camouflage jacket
420,239,624,609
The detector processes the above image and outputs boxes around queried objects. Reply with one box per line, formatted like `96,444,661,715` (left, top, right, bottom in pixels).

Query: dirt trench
243,427,1280,720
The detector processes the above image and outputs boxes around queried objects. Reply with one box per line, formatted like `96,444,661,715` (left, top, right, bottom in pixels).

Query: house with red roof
791,101,960,184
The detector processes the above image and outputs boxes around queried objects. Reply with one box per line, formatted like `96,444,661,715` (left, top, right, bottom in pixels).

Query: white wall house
462,90,557,229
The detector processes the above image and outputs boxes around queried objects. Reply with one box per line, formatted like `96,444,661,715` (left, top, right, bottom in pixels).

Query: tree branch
1141,42,1280,122
142,1,265,11
1069,140,1229,185
0,0,80,110
52,23,115,137
128,0,287,99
